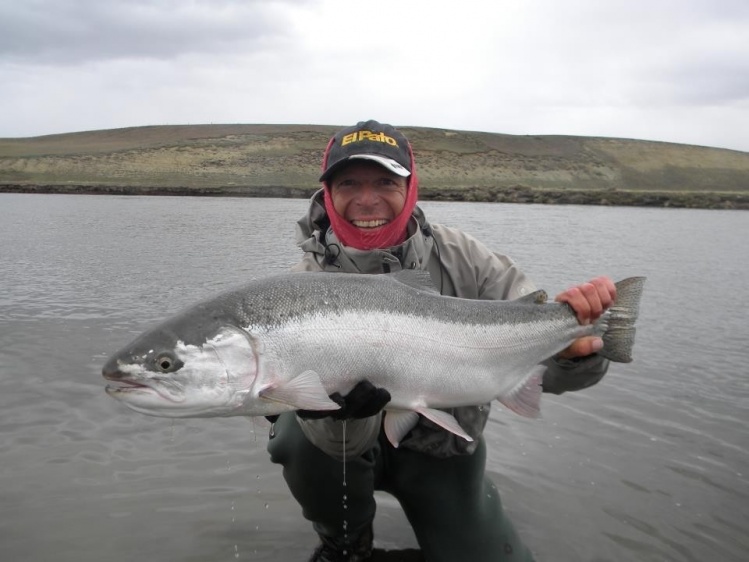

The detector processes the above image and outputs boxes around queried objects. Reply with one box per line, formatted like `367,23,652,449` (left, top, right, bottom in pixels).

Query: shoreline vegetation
3,183,748,209
1,124,748,209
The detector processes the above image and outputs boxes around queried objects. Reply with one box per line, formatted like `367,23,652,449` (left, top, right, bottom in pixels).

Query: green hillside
1,124,747,208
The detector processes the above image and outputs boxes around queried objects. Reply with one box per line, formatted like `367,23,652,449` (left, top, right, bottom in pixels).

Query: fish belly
268,309,581,410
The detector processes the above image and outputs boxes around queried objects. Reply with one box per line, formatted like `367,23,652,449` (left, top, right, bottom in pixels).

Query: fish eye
155,354,177,372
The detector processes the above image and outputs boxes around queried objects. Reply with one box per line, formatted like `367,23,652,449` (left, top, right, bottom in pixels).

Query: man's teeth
351,219,388,228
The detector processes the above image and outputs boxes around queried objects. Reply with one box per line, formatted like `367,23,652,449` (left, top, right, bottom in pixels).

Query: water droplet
264,503,269,509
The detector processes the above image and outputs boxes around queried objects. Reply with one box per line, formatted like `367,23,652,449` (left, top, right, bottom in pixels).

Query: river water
1,193,747,561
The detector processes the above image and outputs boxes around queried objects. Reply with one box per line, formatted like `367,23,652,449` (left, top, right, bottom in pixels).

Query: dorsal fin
515,289,548,305
387,270,440,294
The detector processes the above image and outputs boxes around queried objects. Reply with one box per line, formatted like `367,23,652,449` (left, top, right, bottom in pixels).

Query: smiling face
328,161,408,230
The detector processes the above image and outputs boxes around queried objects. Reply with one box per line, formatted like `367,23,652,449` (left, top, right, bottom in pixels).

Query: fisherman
267,120,616,562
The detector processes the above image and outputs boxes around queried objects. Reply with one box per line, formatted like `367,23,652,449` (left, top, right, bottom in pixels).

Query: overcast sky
1,0,747,152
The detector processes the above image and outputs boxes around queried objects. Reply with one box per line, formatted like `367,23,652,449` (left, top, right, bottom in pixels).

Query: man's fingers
555,276,616,325
555,286,591,324
593,276,617,309
579,282,603,319
557,336,604,359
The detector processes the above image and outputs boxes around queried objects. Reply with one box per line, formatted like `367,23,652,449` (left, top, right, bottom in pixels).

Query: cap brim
320,154,411,182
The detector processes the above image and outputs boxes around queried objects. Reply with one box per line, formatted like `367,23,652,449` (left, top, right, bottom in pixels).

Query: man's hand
297,380,391,420
555,276,616,360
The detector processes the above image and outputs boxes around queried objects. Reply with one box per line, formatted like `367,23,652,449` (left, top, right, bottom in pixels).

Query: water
1,193,747,561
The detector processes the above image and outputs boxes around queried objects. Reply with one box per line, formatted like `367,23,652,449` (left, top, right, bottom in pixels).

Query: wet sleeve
296,414,382,461
541,355,610,394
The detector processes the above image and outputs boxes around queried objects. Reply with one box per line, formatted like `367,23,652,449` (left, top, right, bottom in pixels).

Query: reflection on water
1,194,748,561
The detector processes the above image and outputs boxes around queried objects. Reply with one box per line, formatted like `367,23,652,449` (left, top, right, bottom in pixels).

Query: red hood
321,137,420,251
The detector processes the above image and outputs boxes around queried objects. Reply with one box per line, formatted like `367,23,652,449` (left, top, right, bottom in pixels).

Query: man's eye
377,179,400,189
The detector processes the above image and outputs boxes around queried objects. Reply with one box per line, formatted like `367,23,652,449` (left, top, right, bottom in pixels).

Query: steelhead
103,271,645,446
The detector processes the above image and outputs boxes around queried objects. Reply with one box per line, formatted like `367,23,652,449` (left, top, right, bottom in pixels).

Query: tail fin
600,277,646,363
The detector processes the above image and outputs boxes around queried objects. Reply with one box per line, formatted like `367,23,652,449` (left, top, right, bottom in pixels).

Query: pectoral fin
258,370,341,411
497,365,544,418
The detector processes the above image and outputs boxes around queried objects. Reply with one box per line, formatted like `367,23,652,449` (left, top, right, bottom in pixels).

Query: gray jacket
291,190,609,458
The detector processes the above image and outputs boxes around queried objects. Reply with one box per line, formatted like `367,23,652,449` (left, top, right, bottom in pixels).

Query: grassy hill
1,124,748,208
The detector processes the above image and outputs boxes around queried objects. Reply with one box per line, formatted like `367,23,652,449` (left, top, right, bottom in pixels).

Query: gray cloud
0,0,309,64
0,0,747,152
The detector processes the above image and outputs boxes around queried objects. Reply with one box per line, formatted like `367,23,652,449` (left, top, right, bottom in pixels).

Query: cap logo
341,130,399,147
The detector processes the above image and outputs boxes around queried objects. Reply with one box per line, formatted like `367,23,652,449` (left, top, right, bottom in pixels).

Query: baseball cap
319,120,412,182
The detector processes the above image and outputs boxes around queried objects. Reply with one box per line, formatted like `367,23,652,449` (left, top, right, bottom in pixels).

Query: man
267,120,616,561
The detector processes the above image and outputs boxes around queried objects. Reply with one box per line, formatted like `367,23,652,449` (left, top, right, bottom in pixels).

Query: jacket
291,190,609,458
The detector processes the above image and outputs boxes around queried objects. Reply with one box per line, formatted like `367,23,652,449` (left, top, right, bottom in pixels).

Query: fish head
103,324,257,417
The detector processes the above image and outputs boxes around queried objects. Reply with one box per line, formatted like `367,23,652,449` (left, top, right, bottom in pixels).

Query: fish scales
232,273,581,405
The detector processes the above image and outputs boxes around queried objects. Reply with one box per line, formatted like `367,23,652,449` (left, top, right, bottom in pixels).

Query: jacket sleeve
541,355,609,394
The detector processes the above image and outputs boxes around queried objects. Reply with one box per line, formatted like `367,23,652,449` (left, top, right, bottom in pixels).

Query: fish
102,271,645,446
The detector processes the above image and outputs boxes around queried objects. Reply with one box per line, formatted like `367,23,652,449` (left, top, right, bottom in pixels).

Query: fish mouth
103,373,185,403
105,379,152,393
104,377,158,398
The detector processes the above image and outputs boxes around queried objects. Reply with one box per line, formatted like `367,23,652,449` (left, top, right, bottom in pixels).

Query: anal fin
383,406,474,449
416,407,474,443
497,365,544,418
383,410,420,448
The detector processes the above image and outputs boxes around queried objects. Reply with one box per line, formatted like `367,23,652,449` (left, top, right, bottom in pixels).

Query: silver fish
103,271,645,446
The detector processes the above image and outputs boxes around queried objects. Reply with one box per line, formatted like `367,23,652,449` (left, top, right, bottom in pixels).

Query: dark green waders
267,413,536,562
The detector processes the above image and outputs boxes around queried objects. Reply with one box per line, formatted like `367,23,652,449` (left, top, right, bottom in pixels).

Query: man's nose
353,184,378,205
